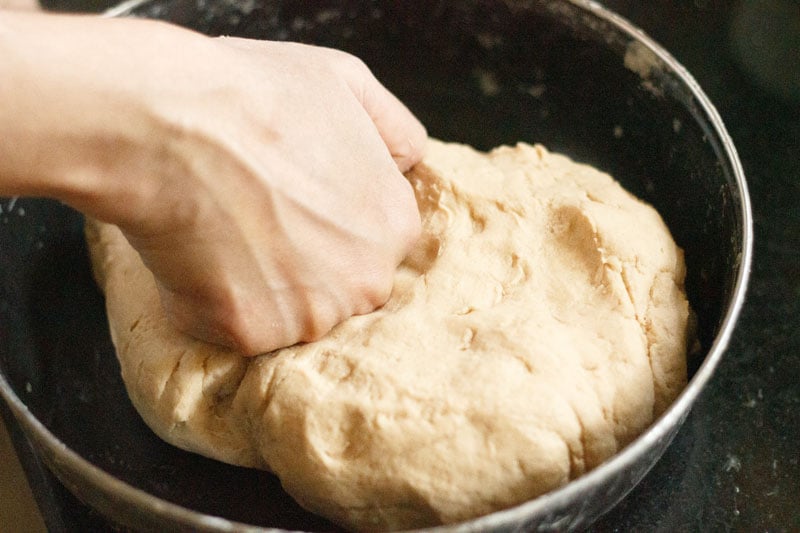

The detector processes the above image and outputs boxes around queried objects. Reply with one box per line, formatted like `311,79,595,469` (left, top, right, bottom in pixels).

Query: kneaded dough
86,139,690,532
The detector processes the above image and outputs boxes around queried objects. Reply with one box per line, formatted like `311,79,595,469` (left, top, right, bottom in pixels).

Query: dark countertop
594,2,800,531
3,1,799,531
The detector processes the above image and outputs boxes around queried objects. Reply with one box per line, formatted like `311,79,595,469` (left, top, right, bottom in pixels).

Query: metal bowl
0,0,752,531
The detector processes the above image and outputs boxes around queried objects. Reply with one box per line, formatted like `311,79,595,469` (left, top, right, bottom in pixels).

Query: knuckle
389,180,423,251
393,125,428,173
325,48,373,96
164,287,273,356
331,49,369,75
399,201,423,246
225,320,264,356
299,296,340,343
220,297,289,356
360,265,395,308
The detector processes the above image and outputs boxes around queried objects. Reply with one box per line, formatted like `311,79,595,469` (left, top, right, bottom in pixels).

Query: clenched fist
0,11,426,354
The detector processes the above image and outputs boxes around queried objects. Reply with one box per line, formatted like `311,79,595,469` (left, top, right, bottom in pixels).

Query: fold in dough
86,139,690,532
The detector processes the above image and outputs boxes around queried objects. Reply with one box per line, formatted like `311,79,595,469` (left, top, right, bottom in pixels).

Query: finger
215,40,427,171
336,53,428,172
157,283,295,356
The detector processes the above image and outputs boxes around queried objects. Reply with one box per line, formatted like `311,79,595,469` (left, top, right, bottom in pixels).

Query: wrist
0,12,195,226
0,1,39,10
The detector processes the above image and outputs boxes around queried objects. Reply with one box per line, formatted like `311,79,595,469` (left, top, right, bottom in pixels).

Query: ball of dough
86,139,690,531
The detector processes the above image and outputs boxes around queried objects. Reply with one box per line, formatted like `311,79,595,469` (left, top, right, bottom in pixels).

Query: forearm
0,11,125,210
0,11,201,226
0,0,39,10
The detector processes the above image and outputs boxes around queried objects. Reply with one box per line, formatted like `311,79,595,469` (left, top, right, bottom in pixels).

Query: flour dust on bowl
0,0,751,532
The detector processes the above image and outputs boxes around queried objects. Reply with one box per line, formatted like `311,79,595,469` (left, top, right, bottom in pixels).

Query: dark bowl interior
0,1,748,531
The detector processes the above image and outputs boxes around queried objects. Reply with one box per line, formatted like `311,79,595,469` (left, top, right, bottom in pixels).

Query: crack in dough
86,139,690,532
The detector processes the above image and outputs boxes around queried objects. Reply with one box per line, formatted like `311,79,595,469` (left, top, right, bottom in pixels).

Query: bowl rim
0,0,753,531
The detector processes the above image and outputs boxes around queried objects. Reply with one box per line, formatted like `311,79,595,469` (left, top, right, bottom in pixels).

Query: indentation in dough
157,352,185,402
494,199,526,218
201,356,248,416
503,253,530,290
468,207,487,234
459,328,475,350
548,204,604,282
309,403,371,462
313,350,356,383
568,405,588,479
404,235,441,275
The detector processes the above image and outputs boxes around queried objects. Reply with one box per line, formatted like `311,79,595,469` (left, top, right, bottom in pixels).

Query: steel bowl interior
0,1,751,531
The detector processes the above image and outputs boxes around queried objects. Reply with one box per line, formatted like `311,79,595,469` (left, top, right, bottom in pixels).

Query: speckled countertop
3,1,799,531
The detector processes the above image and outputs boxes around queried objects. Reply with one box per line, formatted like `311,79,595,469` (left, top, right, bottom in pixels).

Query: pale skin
0,8,427,355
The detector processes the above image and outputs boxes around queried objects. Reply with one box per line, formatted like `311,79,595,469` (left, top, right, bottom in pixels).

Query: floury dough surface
86,139,690,531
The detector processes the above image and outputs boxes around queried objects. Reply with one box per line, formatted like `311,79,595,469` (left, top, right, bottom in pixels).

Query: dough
86,139,690,531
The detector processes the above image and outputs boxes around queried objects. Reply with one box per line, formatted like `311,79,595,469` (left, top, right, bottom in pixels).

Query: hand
0,0,38,10
125,36,426,355
0,13,426,354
